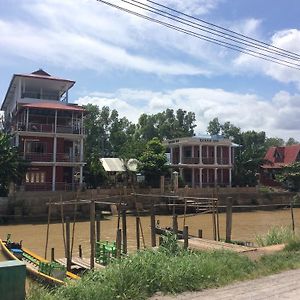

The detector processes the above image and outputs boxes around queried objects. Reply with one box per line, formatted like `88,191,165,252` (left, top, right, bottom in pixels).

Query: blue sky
0,0,300,140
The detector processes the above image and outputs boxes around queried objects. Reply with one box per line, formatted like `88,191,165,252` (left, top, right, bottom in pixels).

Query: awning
100,158,138,172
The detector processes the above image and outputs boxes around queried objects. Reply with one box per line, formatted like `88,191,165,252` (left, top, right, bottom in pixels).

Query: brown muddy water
0,208,299,260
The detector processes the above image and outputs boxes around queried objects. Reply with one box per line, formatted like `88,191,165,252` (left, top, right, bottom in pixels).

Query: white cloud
75,87,300,140
234,29,300,88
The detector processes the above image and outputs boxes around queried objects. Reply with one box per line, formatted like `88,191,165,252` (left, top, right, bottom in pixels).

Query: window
26,142,46,153
26,172,46,183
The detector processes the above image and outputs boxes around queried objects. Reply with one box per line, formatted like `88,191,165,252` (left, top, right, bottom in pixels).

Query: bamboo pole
172,214,178,236
96,213,101,242
44,197,52,259
216,199,220,241
291,199,295,233
51,248,55,261
212,200,217,241
116,228,122,258
136,216,140,250
225,197,233,243
90,197,95,270
183,225,189,249
122,208,127,254
60,194,67,258
66,217,71,272
79,245,82,258
150,199,156,247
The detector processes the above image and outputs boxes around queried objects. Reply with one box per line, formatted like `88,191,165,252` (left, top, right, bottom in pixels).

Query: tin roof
21,101,85,112
100,158,138,172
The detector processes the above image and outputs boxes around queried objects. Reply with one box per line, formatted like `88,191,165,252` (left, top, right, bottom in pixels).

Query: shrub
256,226,295,247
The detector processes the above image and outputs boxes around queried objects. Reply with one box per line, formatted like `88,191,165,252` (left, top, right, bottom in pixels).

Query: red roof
261,145,300,169
21,101,85,112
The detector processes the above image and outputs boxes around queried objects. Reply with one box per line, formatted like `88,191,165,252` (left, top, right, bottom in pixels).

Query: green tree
265,137,285,148
0,133,27,196
276,162,300,191
286,137,299,146
138,138,169,187
207,117,222,135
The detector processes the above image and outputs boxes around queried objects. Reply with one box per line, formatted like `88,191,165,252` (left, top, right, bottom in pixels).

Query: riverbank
26,244,300,300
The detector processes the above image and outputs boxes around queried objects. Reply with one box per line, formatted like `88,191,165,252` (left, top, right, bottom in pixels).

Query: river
0,208,299,260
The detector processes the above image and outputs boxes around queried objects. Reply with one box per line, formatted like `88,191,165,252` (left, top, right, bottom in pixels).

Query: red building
1,69,85,191
260,145,300,186
164,135,235,187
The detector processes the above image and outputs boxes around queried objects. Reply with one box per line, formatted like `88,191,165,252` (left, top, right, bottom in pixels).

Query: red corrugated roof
21,101,85,112
261,145,300,169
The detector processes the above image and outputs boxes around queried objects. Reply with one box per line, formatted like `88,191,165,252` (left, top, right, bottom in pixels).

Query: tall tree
286,137,299,146
265,137,285,148
138,138,169,187
207,117,222,135
0,133,27,196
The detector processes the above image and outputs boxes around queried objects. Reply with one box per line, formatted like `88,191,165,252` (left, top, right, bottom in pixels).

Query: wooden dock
178,237,257,253
56,257,105,271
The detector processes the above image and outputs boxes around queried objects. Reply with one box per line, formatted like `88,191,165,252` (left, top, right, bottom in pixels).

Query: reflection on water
0,208,298,260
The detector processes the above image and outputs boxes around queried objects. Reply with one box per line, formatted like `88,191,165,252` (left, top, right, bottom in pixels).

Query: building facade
1,69,85,191
164,135,235,188
260,145,300,187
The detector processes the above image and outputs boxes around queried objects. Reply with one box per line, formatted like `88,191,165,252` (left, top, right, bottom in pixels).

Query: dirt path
150,268,300,300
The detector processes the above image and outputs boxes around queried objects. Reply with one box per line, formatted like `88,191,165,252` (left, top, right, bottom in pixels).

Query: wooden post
44,198,52,259
212,200,217,241
65,217,71,272
216,199,220,241
183,225,189,249
79,245,82,258
225,197,233,243
90,198,95,270
160,175,165,194
172,214,178,236
116,228,122,258
121,208,127,254
198,229,203,238
150,200,156,247
136,216,140,250
291,199,295,233
159,236,163,246
51,248,55,261
96,213,101,243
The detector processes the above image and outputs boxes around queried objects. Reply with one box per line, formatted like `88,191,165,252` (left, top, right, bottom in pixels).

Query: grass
27,231,300,300
255,226,295,246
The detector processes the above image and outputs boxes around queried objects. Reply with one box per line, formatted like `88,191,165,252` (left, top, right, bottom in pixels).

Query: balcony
202,157,215,164
217,157,230,165
22,91,59,101
24,152,81,163
182,157,200,164
16,122,85,135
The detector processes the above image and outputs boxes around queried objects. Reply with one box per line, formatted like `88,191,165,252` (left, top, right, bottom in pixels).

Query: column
199,145,202,164
229,146,232,165
229,168,232,187
80,138,84,162
214,168,218,187
54,110,57,133
170,146,174,164
199,168,203,188
52,166,56,191
15,134,19,147
220,146,223,165
221,169,224,185
192,168,195,188
179,168,183,178
26,108,29,131
191,145,194,159
79,165,83,187
214,145,217,165
179,145,183,164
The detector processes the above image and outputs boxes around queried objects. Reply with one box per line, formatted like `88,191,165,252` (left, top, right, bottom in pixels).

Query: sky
0,0,300,140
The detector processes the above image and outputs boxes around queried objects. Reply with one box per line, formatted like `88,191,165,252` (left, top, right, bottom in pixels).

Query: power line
96,0,300,70
128,0,300,61
120,0,300,67
146,0,300,60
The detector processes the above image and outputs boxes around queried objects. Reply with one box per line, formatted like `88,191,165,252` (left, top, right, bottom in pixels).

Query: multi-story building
164,135,235,188
1,69,85,191
260,145,300,187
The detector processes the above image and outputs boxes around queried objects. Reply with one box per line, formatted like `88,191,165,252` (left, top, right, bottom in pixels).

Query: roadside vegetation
27,231,300,300
256,226,296,246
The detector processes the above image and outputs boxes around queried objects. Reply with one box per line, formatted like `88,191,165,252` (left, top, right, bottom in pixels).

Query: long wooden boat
0,238,79,286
